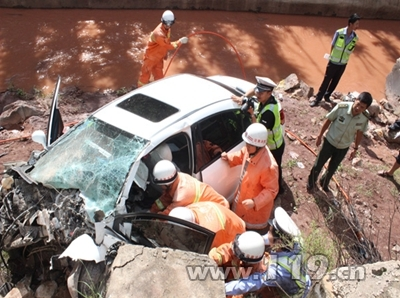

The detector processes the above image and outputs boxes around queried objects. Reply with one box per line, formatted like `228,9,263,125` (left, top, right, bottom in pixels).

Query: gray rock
367,99,381,118
351,157,362,167
0,101,44,128
309,260,400,298
282,73,300,92
386,58,400,105
35,280,57,298
106,245,225,298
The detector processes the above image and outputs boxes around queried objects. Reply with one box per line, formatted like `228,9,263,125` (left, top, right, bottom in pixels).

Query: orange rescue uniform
151,172,229,214
138,23,181,87
186,201,246,249
226,146,279,230
209,243,265,282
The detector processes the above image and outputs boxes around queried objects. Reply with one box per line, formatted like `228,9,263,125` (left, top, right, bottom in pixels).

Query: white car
28,73,255,220
1,73,271,295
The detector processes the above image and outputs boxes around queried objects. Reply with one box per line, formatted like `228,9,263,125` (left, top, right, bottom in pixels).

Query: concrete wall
1,0,400,20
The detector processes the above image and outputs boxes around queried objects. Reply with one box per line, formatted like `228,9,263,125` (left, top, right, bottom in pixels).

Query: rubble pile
0,168,91,289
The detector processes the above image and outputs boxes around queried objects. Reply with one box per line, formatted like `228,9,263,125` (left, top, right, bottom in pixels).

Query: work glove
150,194,173,213
179,36,189,44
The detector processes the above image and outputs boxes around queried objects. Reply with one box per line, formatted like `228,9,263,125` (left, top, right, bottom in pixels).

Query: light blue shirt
225,246,311,297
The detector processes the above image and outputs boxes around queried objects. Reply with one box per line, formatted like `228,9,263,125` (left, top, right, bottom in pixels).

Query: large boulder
385,58,400,106
0,100,44,129
277,73,313,100
106,245,225,298
309,260,400,297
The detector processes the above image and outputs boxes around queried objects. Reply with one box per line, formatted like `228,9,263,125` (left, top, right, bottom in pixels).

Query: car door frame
188,100,250,203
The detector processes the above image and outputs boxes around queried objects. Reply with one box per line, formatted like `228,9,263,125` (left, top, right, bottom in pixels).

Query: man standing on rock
310,13,361,107
137,10,189,87
307,92,372,192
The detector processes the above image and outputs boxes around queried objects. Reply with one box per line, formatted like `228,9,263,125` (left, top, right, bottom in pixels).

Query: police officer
310,13,361,107
224,207,311,298
231,77,286,195
307,91,372,192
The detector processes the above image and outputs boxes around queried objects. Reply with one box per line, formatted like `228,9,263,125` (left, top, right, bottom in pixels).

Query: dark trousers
315,61,347,101
308,138,349,189
271,141,285,194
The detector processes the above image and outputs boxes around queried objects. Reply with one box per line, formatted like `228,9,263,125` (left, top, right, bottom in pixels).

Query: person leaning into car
231,76,285,196
149,160,229,214
169,202,246,249
221,123,279,234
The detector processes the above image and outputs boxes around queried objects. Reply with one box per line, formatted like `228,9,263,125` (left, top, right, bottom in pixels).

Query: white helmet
153,143,172,162
242,123,267,147
233,231,265,263
153,160,177,185
161,10,175,26
271,207,301,239
169,207,196,223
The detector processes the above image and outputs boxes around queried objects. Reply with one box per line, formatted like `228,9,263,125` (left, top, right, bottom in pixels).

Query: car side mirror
31,130,47,149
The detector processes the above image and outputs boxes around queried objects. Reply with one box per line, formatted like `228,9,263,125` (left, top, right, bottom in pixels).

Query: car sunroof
117,93,179,122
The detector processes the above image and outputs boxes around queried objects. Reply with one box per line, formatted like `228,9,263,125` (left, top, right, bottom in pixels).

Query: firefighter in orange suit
169,202,246,249
150,160,229,214
208,231,266,284
137,10,189,87
221,123,279,234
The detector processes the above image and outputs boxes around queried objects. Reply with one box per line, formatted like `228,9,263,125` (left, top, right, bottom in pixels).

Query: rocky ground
0,75,400,296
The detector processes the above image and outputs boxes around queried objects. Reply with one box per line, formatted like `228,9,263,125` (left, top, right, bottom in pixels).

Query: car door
112,212,215,254
46,75,64,147
191,109,251,202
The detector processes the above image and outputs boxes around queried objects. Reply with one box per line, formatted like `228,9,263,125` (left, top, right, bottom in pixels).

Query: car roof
94,74,235,140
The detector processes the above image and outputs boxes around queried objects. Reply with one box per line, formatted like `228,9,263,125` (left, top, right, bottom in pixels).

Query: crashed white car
30,73,256,218
1,73,263,294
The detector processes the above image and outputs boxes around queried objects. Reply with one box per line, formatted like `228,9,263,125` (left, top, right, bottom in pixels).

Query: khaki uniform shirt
325,102,369,149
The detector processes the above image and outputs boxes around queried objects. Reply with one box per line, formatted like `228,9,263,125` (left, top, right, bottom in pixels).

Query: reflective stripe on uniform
330,28,358,64
276,256,307,291
211,204,226,229
155,199,165,211
256,102,284,150
193,179,201,203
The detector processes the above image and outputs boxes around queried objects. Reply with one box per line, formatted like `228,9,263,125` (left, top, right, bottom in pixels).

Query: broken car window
29,117,149,219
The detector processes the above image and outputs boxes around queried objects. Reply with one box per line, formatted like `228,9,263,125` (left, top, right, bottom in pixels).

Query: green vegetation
303,221,338,272
285,158,297,170
7,83,28,99
32,86,45,98
116,87,128,96
78,281,105,298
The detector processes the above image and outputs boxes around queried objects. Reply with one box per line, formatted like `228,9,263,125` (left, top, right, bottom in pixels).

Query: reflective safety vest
270,244,310,297
256,102,284,150
330,28,358,64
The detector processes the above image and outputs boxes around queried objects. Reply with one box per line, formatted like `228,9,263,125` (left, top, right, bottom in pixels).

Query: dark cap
349,13,361,24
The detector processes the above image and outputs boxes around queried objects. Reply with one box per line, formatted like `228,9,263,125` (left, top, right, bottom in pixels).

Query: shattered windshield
29,117,149,218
